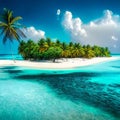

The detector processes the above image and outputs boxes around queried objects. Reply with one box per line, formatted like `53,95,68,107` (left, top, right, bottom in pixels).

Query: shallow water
0,57,120,120
0,54,23,60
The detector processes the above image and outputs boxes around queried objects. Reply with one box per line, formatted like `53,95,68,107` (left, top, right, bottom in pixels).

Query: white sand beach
0,57,119,69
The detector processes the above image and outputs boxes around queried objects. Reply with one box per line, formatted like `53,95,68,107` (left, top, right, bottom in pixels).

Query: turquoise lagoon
0,56,120,120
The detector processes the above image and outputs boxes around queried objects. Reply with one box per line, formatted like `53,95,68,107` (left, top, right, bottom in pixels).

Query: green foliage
0,8,111,62
0,8,26,44
44,47,62,62
18,38,111,61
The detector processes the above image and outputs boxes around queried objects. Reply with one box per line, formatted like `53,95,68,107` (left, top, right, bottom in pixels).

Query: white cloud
92,10,118,26
23,26,45,41
57,9,61,16
111,36,118,41
62,10,120,53
62,11,87,38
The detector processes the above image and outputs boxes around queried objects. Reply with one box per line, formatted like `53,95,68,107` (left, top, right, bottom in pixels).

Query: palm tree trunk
53,58,56,62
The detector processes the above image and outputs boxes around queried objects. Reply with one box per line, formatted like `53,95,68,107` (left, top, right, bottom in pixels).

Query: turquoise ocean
0,54,120,120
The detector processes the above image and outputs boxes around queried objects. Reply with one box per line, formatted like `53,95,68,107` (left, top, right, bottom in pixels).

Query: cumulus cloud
23,26,45,41
91,10,118,26
62,10,120,53
57,9,61,16
62,11,87,38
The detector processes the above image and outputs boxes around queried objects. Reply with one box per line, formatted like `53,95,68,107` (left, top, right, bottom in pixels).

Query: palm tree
0,8,26,61
62,50,71,58
18,40,27,59
38,39,49,52
61,42,67,50
46,37,52,47
56,39,61,47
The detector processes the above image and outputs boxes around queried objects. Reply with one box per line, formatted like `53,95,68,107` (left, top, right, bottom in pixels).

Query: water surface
0,57,120,120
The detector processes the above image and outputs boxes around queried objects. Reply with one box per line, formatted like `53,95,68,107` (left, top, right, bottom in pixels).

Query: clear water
0,56,120,120
0,54,23,60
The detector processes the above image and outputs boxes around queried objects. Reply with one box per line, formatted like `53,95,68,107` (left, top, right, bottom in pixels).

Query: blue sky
0,0,120,53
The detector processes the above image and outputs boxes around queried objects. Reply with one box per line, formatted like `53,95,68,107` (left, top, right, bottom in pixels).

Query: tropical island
0,1,120,120
18,38,111,62
0,8,118,69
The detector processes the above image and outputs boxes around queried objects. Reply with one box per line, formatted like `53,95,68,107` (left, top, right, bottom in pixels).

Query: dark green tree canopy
18,38,111,61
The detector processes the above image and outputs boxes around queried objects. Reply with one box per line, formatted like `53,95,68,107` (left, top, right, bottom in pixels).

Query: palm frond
16,29,26,38
0,27,7,35
8,10,13,23
0,22,7,27
9,28,20,41
1,8,9,23
12,23,26,28
11,16,22,25
0,8,26,44
3,31,9,44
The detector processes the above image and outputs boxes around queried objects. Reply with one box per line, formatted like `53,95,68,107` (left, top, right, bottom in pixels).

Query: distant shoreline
0,57,119,69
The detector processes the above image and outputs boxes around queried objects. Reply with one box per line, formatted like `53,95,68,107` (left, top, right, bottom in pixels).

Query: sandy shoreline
0,57,119,69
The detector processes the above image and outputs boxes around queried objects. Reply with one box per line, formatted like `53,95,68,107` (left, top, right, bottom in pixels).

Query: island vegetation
0,8,26,44
18,38,111,62
0,8,26,61
0,8,111,62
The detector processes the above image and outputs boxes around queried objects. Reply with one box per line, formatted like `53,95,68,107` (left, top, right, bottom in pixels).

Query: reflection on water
0,59,120,120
